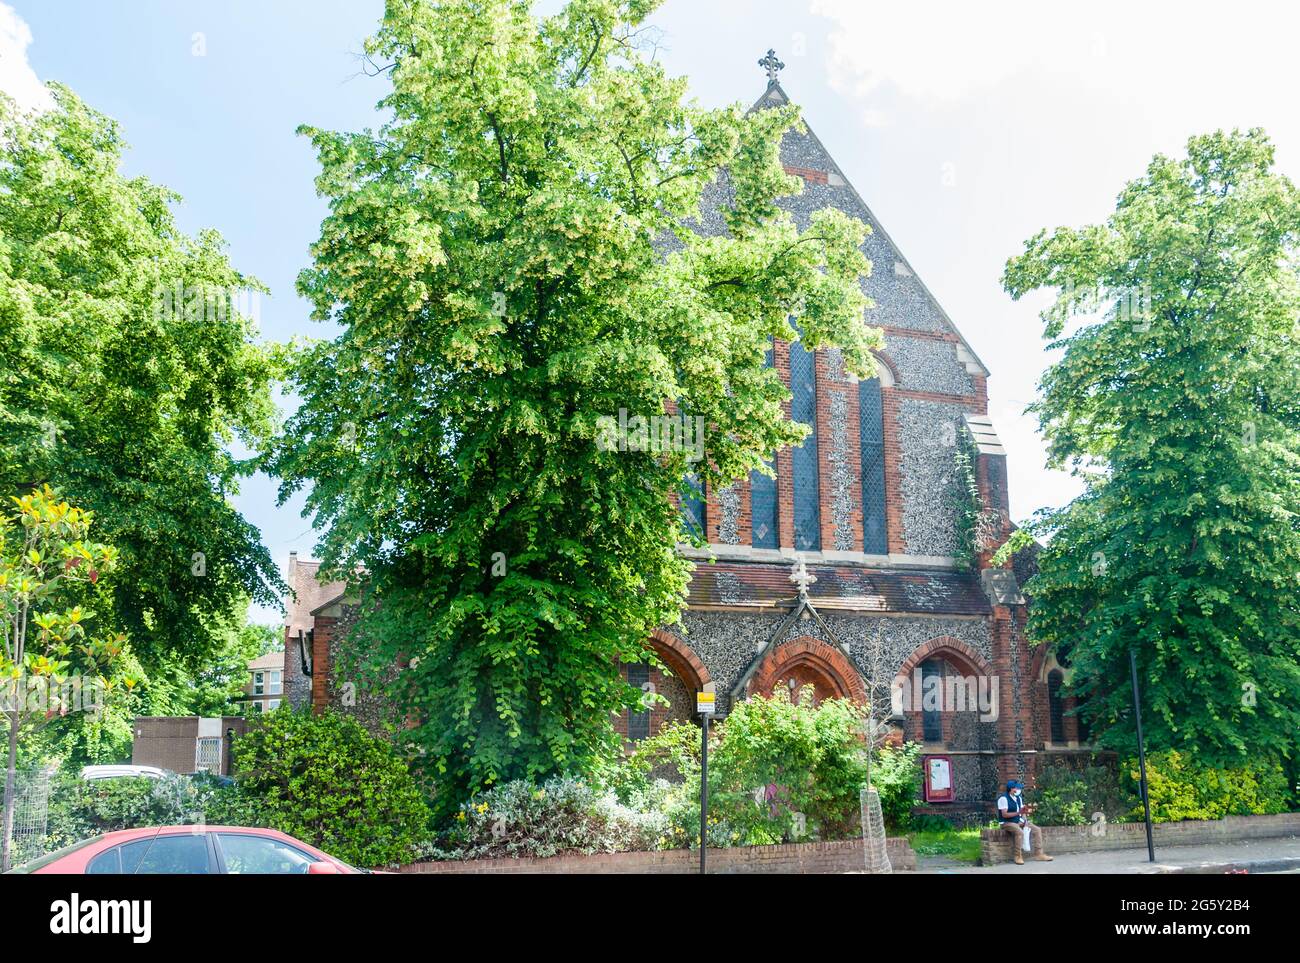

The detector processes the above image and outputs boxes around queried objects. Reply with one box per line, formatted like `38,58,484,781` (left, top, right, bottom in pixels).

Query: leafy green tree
146,605,281,719
1,487,130,871
0,87,284,700
1001,129,1300,769
272,0,880,810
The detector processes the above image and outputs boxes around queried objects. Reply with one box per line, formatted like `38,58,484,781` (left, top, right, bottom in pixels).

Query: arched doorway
748,636,867,706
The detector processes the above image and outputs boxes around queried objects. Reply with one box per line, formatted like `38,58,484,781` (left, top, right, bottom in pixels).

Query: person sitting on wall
996,779,1053,865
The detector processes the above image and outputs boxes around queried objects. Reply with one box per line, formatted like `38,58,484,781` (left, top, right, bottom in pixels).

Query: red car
5,826,365,875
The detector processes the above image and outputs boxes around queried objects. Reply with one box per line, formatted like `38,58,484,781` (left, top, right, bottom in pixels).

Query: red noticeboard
923,754,955,803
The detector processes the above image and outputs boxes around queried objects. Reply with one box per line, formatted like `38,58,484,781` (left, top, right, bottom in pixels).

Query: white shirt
997,794,1025,820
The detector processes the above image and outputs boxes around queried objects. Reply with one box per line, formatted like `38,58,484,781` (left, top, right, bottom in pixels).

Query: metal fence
5,768,54,865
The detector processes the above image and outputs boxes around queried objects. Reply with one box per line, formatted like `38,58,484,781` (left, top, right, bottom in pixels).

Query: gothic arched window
859,376,887,554
681,473,705,539
789,341,820,551
625,662,651,742
751,342,779,548
921,658,943,742
1048,669,1066,744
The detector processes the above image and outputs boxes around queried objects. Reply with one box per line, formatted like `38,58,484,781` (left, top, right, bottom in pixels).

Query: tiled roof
247,651,285,672
686,560,991,616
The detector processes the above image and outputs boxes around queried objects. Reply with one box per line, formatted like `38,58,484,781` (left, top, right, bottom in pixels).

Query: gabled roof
310,590,354,616
743,78,990,380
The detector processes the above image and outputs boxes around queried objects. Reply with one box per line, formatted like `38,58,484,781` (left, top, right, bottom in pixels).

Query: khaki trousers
999,820,1046,858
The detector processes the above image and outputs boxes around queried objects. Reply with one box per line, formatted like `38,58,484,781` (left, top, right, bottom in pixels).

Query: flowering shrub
708,689,868,844
422,693,928,862
612,691,922,846
427,775,664,859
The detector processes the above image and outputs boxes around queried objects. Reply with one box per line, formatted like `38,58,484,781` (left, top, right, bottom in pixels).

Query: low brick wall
980,812,1300,865
401,836,915,874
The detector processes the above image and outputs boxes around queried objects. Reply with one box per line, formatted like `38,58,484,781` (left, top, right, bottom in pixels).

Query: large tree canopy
1002,129,1300,768
273,0,881,807
0,86,284,703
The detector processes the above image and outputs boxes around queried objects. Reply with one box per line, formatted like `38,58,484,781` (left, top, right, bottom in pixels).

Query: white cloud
810,0,1298,118
0,2,52,114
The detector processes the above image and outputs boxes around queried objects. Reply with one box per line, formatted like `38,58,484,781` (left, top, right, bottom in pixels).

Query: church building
283,53,1087,819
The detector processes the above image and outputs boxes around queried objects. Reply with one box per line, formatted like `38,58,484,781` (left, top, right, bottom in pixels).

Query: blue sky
6,1,1300,625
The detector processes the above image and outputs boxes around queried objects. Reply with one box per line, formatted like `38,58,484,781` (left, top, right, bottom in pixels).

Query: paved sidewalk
917,837,1300,874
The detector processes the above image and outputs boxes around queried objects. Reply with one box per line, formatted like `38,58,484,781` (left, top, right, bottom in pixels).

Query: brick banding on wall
783,164,829,184
879,326,962,342
892,387,987,411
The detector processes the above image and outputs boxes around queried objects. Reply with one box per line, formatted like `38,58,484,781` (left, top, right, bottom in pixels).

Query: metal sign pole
700,711,709,875
1129,648,1155,863
696,690,715,875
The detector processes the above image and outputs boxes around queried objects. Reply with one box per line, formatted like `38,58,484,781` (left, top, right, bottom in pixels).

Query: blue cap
1007,780,1024,790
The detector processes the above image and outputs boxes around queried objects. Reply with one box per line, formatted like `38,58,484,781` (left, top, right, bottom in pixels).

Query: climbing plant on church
1001,129,1300,773
949,428,999,572
271,0,883,811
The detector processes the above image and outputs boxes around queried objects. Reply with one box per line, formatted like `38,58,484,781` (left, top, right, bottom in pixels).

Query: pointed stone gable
695,78,991,388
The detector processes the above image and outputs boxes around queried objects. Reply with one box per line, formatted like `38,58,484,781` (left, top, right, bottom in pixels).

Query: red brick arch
1029,645,1050,684
870,349,899,387
649,629,711,691
895,635,993,683
748,635,867,704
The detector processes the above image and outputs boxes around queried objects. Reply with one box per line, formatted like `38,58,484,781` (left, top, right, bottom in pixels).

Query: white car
79,765,169,782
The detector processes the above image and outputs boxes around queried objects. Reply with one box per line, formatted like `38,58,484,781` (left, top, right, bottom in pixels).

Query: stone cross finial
790,556,817,597
758,49,784,84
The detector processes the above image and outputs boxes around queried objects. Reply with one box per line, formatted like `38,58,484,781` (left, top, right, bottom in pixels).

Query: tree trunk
2,709,19,873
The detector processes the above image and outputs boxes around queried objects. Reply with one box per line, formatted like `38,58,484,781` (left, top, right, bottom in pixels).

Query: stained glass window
1048,670,1066,744
789,341,820,551
859,376,887,553
751,342,778,548
681,473,705,539
626,663,651,741
922,659,943,742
